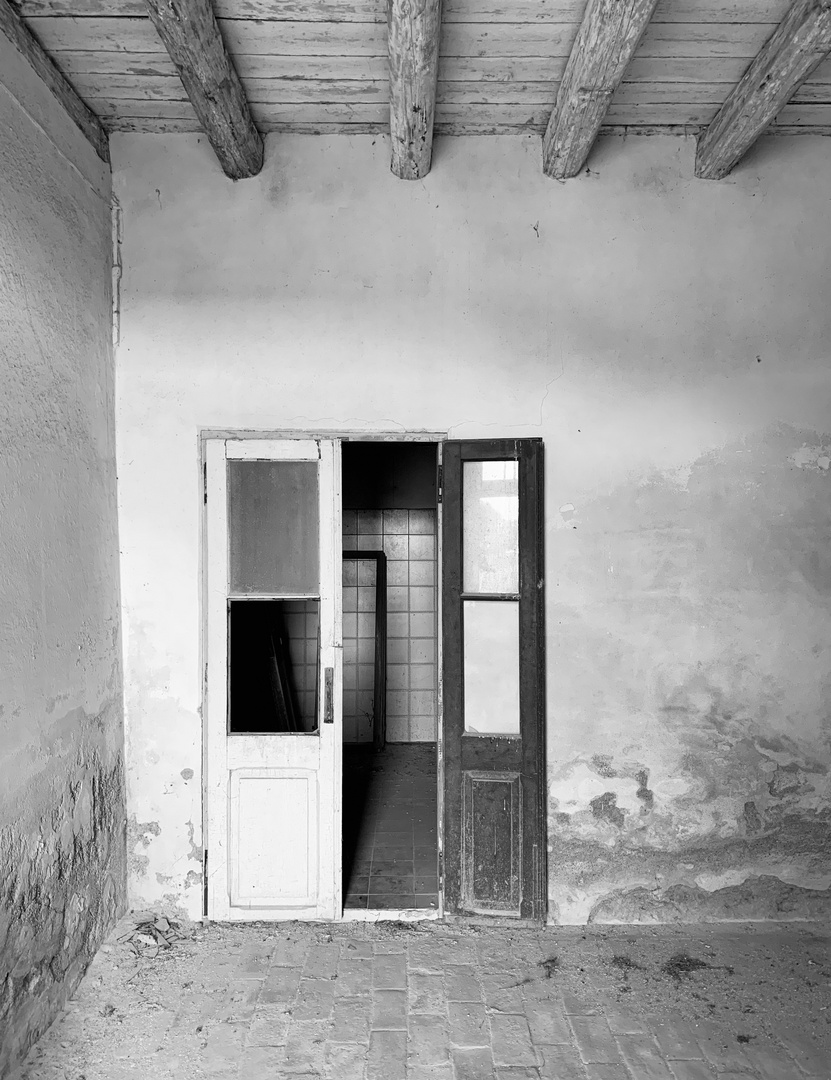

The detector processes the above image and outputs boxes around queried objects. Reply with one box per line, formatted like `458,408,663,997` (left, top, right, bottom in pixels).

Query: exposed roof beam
144,0,263,179
542,0,660,180
388,0,441,180
0,0,109,162
696,0,831,180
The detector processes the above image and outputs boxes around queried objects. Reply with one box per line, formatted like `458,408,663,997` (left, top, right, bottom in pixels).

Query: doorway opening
340,441,440,912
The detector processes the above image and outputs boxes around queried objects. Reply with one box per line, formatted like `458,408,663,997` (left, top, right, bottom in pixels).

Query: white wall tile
343,506,437,743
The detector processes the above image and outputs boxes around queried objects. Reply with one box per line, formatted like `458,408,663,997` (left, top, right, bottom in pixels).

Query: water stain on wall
548,425,831,923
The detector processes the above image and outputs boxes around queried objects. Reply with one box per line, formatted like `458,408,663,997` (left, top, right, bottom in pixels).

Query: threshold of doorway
341,908,441,923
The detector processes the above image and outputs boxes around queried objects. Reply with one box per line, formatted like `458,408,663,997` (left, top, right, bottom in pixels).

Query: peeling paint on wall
549,426,831,922
122,615,202,914
127,815,161,877
789,444,831,472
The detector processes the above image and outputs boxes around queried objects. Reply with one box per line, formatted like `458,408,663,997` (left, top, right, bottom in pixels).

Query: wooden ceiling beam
696,0,831,180
542,0,660,180
144,0,263,179
388,0,442,180
0,0,109,162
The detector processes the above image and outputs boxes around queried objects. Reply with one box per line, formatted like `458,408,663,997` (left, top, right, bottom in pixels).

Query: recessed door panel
462,771,521,914
230,769,318,907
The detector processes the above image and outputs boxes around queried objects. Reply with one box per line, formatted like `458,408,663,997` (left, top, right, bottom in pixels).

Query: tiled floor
343,743,438,910
15,919,831,1080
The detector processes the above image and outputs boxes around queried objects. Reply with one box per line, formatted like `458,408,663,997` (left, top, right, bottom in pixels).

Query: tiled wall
342,509,437,743
281,599,319,730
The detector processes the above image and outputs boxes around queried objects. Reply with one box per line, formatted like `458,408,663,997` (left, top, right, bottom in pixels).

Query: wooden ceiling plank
388,0,442,177
0,0,109,161
90,99,728,124
56,54,803,84
542,0,661,179
12,0,792,23
71,74,391,101
695,0,831,179
26,18,783,60
71,73,831,108
143,0,263,178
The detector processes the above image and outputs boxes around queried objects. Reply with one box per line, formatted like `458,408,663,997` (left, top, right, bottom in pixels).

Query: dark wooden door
442,439,546,921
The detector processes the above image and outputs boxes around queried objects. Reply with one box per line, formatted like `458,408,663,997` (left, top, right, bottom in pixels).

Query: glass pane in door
228,460,319,594
463,600,520,735
463,460,519,594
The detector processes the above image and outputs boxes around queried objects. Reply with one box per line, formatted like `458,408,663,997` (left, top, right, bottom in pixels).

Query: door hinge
203,461,207,504
437,464,443,504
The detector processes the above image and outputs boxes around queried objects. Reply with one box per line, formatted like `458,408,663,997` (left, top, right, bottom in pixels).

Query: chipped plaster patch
555,503,578,530
550,762,641,816
653,777,691,798
186,820,202,862
127,816,161,877
695,864,831,893
790,444,831,471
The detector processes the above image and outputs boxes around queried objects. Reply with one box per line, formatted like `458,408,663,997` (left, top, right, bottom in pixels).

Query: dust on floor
10,917,831,1079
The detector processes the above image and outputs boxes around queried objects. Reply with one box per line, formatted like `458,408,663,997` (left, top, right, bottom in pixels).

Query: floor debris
11,919,831,1079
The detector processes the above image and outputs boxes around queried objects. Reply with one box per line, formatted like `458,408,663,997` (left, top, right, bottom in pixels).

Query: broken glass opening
228,599,319,734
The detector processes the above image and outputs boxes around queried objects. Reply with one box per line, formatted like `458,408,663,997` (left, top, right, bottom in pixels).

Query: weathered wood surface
85,96,831,132
696,0,831,178
543,0,661,179
13,0,792,22
0,0,108,160
52,50,831,85
104,114,831,135
69,73,831,106
19,0,831,138
86,97,723,123
387,0,441,178
26,17,784,58
143,0,262,178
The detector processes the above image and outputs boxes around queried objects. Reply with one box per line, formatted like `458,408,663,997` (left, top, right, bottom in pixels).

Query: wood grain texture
72,73,831,105
0,0,108,160
543,0,661,179
25,18,781,58
88,98,831,127
143,0,263,178
102,115,831,134
12,0,791,23
53,50,831,85
696,0,831,179
387,0,442,178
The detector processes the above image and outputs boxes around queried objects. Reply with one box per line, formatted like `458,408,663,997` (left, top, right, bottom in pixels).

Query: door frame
199,428,546,923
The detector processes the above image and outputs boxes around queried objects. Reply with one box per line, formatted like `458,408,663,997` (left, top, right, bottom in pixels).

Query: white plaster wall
0,35,124,1070
112,132,831,921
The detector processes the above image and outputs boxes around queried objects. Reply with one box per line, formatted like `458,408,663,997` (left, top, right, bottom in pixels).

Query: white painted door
205,438,342,920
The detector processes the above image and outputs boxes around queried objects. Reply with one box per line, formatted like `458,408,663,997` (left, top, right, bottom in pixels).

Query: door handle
324,666,334,724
